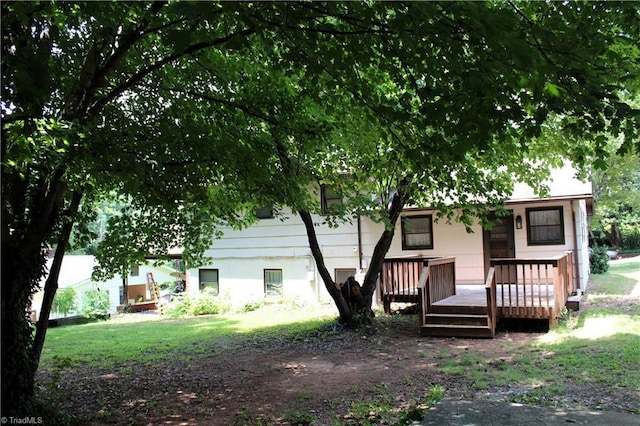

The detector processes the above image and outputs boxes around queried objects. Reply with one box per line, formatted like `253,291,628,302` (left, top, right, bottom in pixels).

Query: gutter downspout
571,200,582,292
357,214,363,271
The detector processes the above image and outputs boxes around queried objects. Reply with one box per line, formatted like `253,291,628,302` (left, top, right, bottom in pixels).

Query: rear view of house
187,164,591,336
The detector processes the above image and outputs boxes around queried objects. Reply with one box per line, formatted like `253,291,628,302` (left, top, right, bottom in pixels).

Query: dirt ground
38,315,639,425
37,258,640,425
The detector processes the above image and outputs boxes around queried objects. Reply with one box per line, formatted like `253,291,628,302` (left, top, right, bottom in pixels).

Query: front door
483,212,515,278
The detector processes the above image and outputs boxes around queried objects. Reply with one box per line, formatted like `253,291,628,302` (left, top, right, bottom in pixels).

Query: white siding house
188,164,593,306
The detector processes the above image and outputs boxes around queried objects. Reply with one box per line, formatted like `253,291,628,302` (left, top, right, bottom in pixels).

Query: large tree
2,1,639,416
1,1,272,415
107,1,640,324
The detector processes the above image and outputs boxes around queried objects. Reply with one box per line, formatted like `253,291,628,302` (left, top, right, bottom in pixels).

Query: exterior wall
573,199,591,291
384,214,485,283
188,211,363,306
191,165,593,305
192,198,591,305
509,200,576,258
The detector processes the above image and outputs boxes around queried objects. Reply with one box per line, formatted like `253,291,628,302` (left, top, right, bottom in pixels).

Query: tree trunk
32,190,83,365
360,189,407,302
298,209,353,323
1,176,70,415
297,187,407,327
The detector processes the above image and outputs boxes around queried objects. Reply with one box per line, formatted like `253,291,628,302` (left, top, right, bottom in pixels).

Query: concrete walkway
419,398,640,425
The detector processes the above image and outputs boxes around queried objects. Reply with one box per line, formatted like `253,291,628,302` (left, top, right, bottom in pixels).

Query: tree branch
86,27,256,119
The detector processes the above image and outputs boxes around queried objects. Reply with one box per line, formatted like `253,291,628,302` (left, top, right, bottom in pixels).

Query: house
31,255,181,321
186,164,592,316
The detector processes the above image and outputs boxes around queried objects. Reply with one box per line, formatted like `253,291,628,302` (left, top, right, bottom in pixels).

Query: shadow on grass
39,307,337,369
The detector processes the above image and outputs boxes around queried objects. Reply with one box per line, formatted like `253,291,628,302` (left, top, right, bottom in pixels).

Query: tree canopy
2,1,639,417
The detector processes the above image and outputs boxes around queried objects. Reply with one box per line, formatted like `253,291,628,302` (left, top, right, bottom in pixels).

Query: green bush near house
589,246,610,274
81,290,110,320
164,288,231,318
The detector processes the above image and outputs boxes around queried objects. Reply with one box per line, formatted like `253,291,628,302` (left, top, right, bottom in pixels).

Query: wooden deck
379,253,576,338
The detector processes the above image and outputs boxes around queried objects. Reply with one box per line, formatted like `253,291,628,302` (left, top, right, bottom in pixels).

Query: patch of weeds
296,389,313,403
343,383,396,424
197,407,215,416
283,409,316,425
436,347,450,359
511,384,566,406
417,349,427,358
398,406,425,425
242,301,263,312
231,407,256,426
439,359,465,375
424,384,446,406
459,351,482,366
404,374,414,386
41,355,76,403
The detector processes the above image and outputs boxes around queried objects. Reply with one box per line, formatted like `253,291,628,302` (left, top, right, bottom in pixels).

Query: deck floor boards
432,284,555,309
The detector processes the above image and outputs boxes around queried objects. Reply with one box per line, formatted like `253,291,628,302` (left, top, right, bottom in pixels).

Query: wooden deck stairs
419,263,497,338
380,253,576,339
422,305,494,338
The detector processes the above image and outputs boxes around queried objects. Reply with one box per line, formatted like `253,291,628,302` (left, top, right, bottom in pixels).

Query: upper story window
130,266,140,277
526,207,565,245
402,215,434,250
256,205,274,219
321,185,343,215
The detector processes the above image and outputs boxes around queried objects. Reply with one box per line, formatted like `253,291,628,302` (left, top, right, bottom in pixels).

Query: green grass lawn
40,301,337,369
435,256,640,410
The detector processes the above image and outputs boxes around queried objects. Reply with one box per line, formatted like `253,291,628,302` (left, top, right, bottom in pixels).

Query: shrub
53,288,77,317
164,288,230,318
621,226,640,251
164,294,192,318
242,301,263,312
82,290,110,319
589,246,610,274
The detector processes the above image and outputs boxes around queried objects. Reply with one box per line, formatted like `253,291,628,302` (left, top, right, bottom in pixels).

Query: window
199,269,219,295
402,215,434,250
256,205,274,219
321,185,343,215
130,266,139,277
264,269,283,298
335,269,357,286
526,207,565,245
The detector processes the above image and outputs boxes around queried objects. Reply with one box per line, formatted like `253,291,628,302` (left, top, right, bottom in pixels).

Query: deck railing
484,267,497,337
380,257,430,296
425,257,456,308
417,257,456,322
490,251,574,325
380,256,456,315
379,257,432,312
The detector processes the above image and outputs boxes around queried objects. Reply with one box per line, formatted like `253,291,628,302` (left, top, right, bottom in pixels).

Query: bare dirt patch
36,310,638,425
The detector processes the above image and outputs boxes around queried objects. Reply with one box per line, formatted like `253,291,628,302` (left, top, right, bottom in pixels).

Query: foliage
589,246,610,274
591,141,640,249
282,409,315,425
52,288,77,317
163,289,231,318
2,0,640,414
81,290,110,320
242,302,264,313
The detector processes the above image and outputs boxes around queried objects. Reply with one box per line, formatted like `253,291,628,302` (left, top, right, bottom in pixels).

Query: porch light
515,215,523,229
